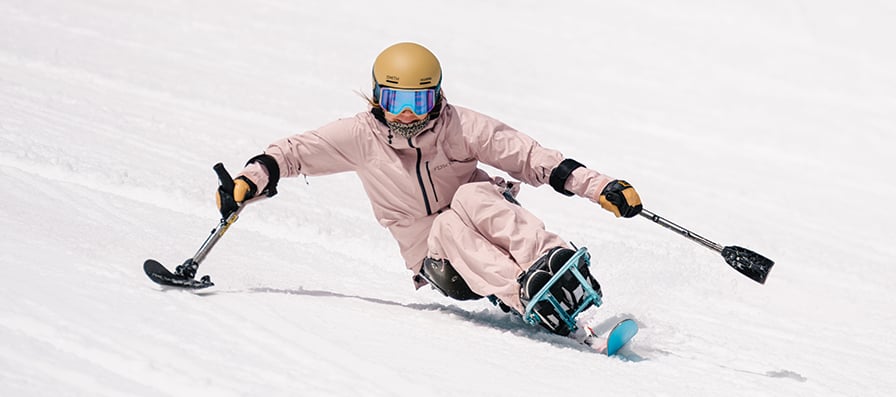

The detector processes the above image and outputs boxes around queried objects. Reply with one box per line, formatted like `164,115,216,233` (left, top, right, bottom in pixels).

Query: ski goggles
377,86,438,115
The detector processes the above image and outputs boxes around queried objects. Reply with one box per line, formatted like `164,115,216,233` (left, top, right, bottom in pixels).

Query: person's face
383,108,428,124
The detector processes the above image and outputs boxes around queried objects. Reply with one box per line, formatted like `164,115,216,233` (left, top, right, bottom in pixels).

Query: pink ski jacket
239,101,615,274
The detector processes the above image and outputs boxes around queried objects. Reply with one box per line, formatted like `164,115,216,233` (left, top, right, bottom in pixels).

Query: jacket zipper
425,161,440,203
409,138,433,215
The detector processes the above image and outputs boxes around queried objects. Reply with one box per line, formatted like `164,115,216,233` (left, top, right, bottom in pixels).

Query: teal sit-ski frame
522,247,603,332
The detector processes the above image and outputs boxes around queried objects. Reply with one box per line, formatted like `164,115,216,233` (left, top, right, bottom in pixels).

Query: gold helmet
372,42,441,100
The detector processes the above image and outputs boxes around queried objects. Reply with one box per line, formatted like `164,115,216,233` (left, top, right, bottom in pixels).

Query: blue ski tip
606,319,638,356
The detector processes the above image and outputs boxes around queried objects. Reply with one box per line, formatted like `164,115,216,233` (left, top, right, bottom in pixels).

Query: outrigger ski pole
638,208,774,284
143,163,266,289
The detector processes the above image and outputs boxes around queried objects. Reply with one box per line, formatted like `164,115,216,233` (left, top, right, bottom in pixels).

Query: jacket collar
369,98,448,149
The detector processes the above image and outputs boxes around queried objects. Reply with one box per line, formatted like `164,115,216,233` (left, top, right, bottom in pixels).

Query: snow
2,0,895,395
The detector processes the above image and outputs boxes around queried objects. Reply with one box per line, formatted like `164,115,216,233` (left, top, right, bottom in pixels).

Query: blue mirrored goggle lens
378,87,437,115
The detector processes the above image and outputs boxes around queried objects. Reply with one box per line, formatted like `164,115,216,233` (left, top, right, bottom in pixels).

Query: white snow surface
2,1,895,396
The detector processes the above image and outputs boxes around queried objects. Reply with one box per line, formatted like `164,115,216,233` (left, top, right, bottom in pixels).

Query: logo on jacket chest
431,163,450,172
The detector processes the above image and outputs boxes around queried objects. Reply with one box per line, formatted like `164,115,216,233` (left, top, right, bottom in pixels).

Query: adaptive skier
216,42,643,336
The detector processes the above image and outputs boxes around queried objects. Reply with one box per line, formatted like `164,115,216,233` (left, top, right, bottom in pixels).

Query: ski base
143,259,214,289
605,318,638,355
583,318,639,356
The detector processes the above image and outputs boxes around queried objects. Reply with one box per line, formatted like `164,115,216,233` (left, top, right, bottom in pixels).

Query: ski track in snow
3,1,896,396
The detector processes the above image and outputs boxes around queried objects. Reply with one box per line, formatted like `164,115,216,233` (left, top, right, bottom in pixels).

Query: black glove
216,176,256,218
214,154,280,218
599,180,642,218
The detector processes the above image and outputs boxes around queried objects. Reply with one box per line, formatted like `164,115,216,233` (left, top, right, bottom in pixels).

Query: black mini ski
144,259,213,289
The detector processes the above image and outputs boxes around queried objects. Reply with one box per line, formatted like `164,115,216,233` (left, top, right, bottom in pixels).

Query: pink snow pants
427,182,568,313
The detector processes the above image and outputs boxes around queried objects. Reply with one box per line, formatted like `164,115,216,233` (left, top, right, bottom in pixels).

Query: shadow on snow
216,286,645,360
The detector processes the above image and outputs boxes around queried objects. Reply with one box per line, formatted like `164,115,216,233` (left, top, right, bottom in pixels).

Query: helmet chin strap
387,117,429,139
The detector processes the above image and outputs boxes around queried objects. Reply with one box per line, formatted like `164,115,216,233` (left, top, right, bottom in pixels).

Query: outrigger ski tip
143,259,214,289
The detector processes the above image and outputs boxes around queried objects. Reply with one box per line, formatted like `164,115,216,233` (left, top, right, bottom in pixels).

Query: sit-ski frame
522,247,603,332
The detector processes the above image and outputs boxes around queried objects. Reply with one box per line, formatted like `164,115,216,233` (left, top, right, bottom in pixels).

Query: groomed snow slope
2,1,895,396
